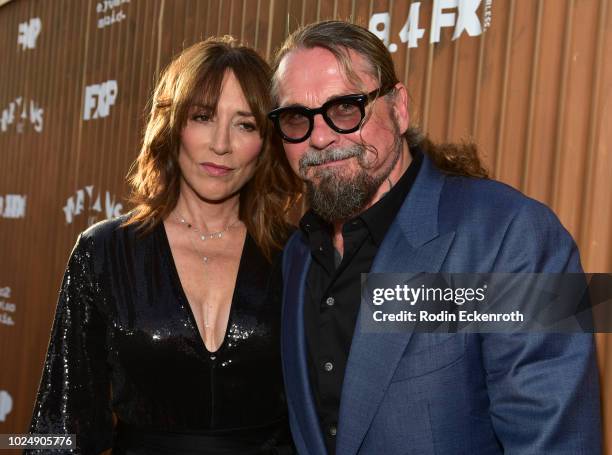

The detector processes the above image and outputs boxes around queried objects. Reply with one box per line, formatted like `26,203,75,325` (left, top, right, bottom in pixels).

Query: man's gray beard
300,135,402,223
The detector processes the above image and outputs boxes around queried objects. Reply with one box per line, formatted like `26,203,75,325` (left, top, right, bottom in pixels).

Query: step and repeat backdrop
1,0,611,450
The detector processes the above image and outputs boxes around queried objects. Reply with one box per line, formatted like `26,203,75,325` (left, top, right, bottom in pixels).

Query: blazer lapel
336,155,456,455
281,234,327,455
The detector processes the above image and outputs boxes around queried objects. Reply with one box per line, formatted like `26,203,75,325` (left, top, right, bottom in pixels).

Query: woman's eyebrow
190,103,213,110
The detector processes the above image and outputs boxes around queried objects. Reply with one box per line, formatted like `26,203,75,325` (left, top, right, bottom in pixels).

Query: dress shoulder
80,213,134,242
78,213,160,257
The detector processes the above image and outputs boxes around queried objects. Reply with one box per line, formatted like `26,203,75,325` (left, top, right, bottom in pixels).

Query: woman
28,36,301,454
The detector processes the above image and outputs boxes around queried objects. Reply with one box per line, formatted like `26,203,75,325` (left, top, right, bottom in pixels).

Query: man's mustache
298,145,365,174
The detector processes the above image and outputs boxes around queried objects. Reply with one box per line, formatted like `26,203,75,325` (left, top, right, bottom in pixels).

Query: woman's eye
238,122,257,132
192,113,211,122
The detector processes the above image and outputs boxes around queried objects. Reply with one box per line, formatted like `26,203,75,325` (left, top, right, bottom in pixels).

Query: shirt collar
359,148,423,245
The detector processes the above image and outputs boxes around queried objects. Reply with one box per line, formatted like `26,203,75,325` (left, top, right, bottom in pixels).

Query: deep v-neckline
160,220,248,355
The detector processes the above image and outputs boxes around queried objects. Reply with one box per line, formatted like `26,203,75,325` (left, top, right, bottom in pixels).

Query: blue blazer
281,154,601,455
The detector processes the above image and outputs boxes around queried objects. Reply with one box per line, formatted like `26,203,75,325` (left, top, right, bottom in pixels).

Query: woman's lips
200,162,233,176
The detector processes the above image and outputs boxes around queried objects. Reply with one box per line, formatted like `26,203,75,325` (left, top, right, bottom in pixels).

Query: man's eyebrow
277,102,305,109
323,91,358,103
279,91,360,108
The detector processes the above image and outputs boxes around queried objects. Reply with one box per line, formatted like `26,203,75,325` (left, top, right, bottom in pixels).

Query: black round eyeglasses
267,86,393,144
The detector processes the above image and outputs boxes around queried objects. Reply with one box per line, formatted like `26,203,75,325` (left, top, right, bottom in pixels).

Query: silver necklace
174,211,240,265
174,211,241,242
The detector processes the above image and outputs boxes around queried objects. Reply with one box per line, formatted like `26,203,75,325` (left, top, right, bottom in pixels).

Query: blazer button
329,425,337,437
324,361,334,372
325,296,335,306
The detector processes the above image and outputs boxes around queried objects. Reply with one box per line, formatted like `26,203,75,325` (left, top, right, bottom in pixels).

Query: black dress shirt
300,150,423,454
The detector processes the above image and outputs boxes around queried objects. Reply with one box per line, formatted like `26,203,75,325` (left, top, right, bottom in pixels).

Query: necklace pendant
200,235,206,241
203,256,209,263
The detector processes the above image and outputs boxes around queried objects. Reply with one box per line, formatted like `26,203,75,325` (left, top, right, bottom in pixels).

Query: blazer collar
336,154,456,455
281,234,327,455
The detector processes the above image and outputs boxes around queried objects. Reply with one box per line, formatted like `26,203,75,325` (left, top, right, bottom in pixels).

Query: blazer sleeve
482,199,602,454
27,233,113,454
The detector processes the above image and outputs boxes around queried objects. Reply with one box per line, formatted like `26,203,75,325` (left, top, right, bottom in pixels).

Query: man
269,21,601,455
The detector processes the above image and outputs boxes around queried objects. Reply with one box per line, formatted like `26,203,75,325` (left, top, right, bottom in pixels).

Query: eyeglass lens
278,98,363,140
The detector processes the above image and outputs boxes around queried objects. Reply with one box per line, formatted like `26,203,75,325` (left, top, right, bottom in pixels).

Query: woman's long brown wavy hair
124,36,301,259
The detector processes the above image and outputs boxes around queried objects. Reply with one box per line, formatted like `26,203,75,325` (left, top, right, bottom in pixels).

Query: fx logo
370,0,485,51
17,17,41,50
83,80,118,120
0,391,12,422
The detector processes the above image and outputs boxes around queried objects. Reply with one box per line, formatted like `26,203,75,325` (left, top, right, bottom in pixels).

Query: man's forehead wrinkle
276,47,376,107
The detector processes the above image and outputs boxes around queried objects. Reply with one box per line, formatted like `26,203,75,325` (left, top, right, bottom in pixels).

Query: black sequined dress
28,216,292,455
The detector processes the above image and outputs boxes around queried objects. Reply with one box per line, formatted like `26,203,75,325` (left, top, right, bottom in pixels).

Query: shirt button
324,361,334,372
329,425,337,437
318,245,324,252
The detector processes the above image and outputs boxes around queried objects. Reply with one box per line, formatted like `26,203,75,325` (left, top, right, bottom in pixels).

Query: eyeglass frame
267,85,394,144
